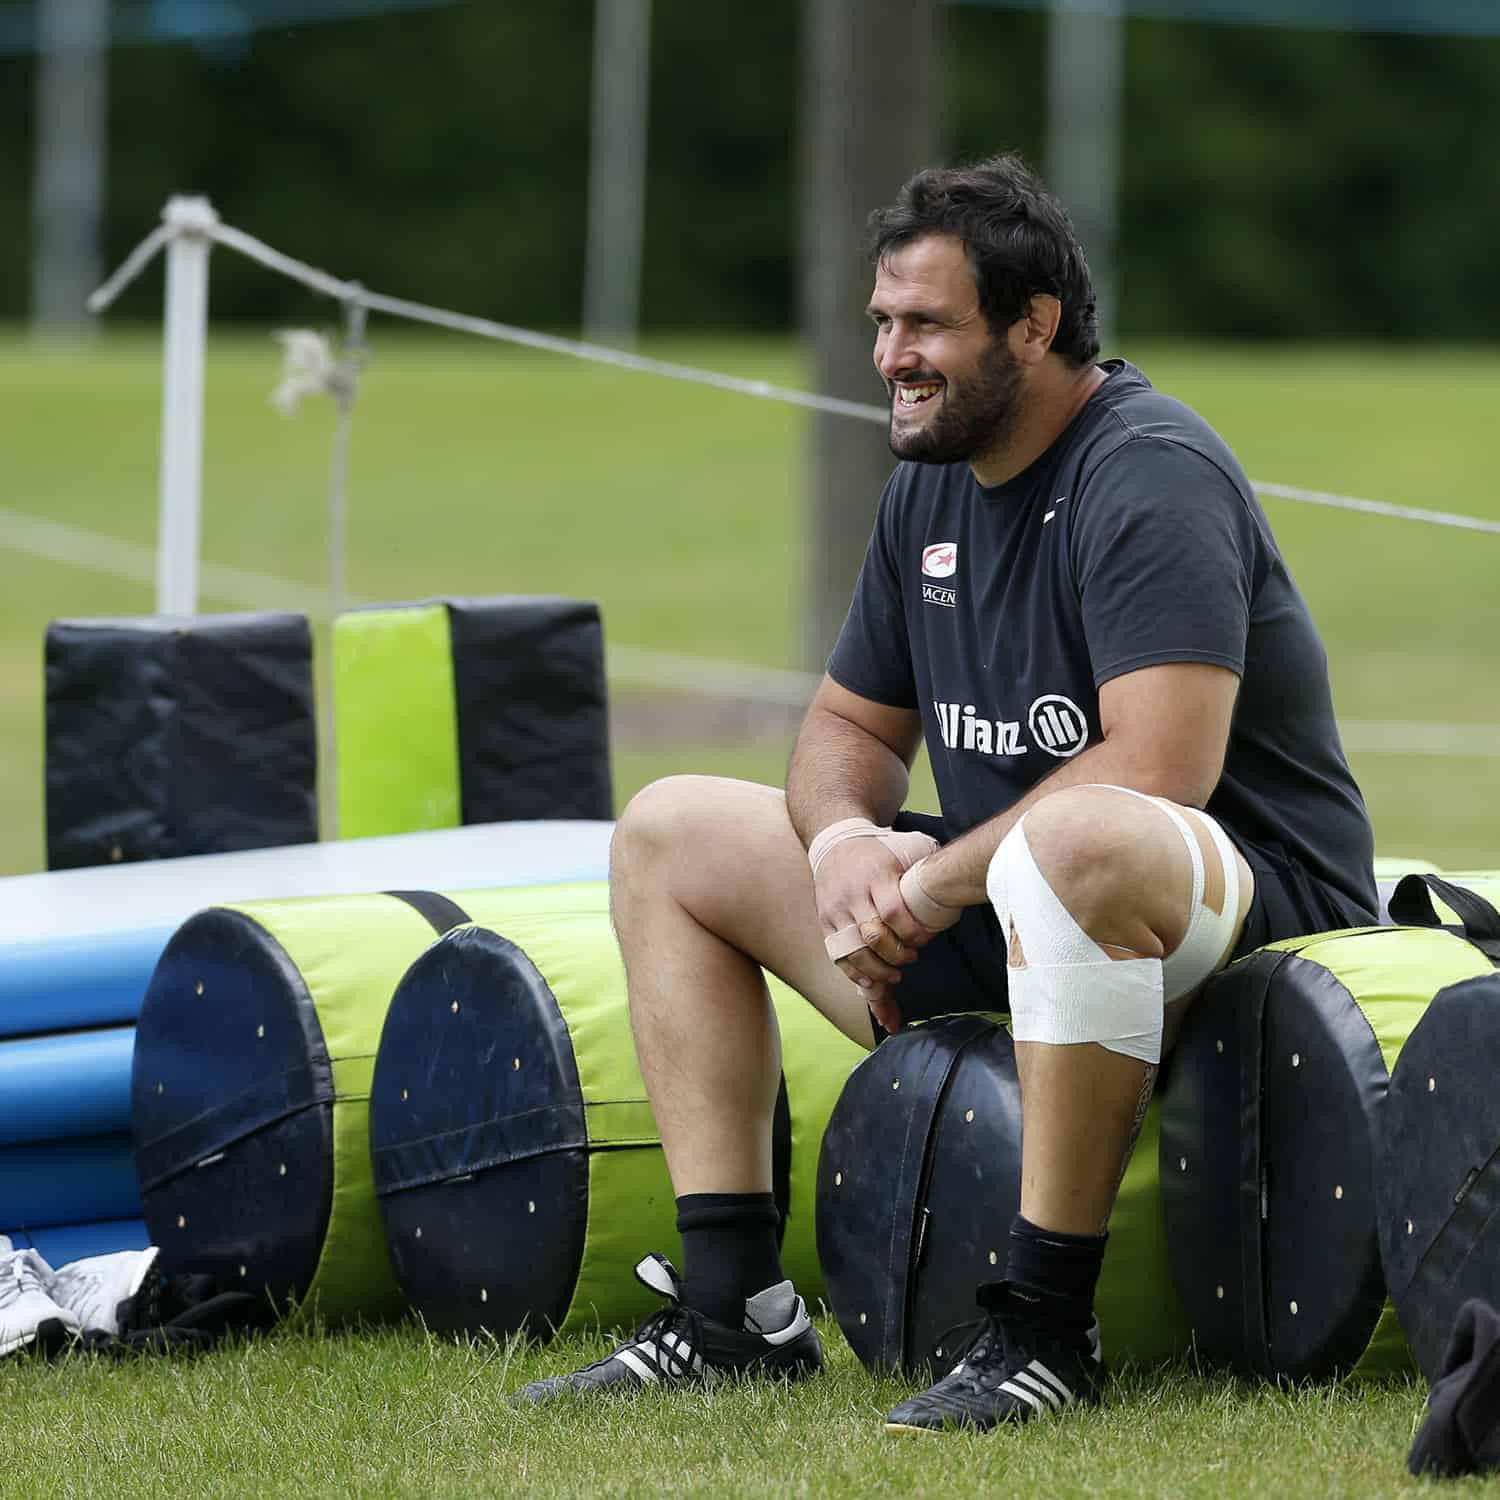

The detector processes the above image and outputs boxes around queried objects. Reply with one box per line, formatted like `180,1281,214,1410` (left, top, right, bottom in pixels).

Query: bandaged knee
987,818,1164,1064
985,792,1245,1065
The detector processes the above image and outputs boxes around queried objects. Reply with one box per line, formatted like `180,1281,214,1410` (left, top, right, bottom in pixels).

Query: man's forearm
786,705,912,847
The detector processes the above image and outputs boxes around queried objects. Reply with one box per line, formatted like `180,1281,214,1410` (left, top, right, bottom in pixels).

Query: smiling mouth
896,381,943,409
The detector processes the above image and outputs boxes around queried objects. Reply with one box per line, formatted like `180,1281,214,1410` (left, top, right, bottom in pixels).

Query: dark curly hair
868,154,1100,366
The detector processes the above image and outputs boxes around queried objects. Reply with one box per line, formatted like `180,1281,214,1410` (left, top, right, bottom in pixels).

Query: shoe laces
932,1280,1079,1383
587,1300,705,1382
930,1310,1008,1378
0,1250,54,1310
642,1303,704,1378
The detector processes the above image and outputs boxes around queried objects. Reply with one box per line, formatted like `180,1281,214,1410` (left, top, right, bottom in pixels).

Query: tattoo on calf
1105,1064,1159,1234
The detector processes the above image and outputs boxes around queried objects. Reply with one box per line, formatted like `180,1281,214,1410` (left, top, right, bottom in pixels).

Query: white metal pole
156,196,218,616
583,0,652,344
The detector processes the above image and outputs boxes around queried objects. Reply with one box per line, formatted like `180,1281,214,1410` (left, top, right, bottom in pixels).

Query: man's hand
810,826,938,1034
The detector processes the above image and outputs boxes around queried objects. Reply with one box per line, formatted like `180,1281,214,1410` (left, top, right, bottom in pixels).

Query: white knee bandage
984,790,1247,1065
986,820,1164,1064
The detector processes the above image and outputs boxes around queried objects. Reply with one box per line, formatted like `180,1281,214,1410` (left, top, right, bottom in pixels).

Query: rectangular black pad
45,612,317,868
447,596,612,824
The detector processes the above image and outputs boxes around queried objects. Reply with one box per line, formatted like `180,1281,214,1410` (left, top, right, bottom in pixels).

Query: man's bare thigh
611,775,876,1047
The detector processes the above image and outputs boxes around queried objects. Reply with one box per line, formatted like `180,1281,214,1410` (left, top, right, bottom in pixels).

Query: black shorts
882,810,1377,1035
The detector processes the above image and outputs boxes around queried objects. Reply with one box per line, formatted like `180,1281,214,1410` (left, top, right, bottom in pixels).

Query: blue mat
0,1027,133,1145
3,1217,150,1266
0,1134,140,1226
0,925,172,1038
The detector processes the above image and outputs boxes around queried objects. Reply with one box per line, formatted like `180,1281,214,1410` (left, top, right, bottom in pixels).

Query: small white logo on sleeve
1027,694,1089,758
921,543,958,578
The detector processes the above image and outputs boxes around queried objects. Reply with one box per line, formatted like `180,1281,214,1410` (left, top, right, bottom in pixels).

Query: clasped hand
813,831,960,1034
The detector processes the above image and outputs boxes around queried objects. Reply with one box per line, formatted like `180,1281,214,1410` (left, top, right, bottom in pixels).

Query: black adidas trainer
512,1253,823,1403
884,1281,1104,1433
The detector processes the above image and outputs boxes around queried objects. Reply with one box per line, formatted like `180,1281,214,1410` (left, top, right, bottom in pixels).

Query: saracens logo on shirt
921,542,958,608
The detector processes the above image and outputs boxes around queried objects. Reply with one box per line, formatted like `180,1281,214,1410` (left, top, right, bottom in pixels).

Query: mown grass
0,1314,1462,1499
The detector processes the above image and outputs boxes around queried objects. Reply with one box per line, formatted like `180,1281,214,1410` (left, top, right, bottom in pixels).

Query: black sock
1004,1213,1107,1333
675,1192,783,1328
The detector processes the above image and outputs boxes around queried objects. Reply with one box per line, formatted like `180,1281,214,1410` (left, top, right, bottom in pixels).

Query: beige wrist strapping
897,857,960,929
807,818,886,877
810,820,940,964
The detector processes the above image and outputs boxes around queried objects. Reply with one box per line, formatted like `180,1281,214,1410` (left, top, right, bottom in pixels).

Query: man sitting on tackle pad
514,153,1378,1432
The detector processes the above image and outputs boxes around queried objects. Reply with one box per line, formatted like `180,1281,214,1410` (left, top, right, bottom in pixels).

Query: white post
156,196,218,616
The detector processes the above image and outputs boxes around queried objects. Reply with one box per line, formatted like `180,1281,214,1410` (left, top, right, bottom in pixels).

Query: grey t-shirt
827,359,1377,916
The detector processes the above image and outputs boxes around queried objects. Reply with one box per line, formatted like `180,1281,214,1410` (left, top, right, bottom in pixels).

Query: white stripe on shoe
613,1347,661,1384
1026,1359,1076,1403
659,1330,702,1372
1012,1370,1063,1409
998,1380,1046,1413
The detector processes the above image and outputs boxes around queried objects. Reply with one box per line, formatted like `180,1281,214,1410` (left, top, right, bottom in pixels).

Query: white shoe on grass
0,1242,78,1356
49,1247,161,1336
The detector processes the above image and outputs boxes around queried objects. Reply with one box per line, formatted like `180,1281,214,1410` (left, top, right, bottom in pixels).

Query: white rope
84,223,173,314
351,284,886,421
1250,481,1500,536
89,213,1500,537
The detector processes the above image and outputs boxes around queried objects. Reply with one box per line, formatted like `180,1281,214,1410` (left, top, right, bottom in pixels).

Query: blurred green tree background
1,0,1496,339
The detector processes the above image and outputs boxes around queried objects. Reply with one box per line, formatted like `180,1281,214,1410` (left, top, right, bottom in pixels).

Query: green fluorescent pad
334,603,461,839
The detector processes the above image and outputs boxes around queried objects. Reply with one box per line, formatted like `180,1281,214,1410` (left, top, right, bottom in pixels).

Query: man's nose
875,326,917,380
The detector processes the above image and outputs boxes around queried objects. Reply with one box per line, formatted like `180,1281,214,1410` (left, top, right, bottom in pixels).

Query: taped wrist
898,856,961,931
813,820,941,965
807,818,882,877
986,816,1164,1065
808,819,938,879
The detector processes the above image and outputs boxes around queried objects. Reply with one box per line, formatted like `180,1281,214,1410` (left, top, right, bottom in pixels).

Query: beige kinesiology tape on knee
1090,785,1245,1006
985,817,1164,1065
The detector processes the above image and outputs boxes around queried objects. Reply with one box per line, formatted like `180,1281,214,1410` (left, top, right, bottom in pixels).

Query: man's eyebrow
867,302,942,321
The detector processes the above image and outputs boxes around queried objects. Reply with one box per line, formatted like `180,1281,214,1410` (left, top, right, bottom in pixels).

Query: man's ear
1011,294,1062,366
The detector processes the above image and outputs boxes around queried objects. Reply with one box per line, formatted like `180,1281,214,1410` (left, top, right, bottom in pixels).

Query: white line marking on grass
1339,721,1500,758
2,508,1496,755
0,508,340,617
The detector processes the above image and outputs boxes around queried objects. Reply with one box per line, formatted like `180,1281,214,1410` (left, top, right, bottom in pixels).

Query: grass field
1,330,1498,876
2,330,1498,1492
0,1315,1456,1498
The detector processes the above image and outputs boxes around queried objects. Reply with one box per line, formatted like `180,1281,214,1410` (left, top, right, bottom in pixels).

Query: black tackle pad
1379,974,1500,1382
816,1015,1020,1375
1161,946,1390,1380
